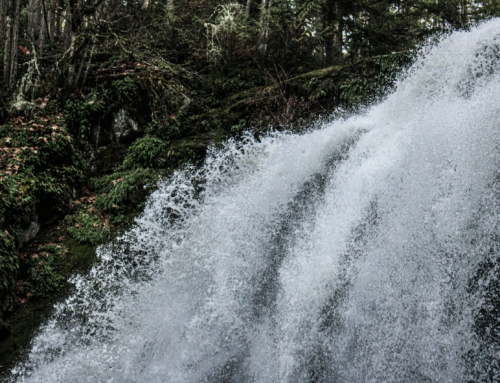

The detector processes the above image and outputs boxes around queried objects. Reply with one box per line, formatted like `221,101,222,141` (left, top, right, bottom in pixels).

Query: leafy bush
122,136,167,169
93,168,159,212
340,51,414,105
66,205,111,246
0,114,83,303
64,90,107,140
64,77,139,140
21,244,67,299
112,77,138,104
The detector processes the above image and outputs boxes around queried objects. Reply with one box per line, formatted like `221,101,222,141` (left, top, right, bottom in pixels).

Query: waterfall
8,20,500,383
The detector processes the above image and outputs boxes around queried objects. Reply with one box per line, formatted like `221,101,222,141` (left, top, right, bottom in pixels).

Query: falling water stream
8,20,500,382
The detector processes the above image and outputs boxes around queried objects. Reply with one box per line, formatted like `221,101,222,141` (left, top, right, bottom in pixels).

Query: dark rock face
84,109,144,175
112,109,143,144
18,222,40,249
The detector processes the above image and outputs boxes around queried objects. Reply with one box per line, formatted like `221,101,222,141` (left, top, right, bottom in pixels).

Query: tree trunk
8,0,20,87
3,0,12,85
335,15,343,64
0,0,6,58
461,0,468,27
258,0,272,55
323,0,334,65
64,1,71,51
54,0,63,43
67,30,76,85
38,0,46,57
48,0,56,42
81,42,94,88
26,0,35,42
166,0,174,19
74,41,89,86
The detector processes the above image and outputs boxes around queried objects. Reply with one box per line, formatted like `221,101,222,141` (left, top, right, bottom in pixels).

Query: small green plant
66,205,111,246
21,244,67,299
93,168,159,213
112,77,138,104
64,90,107,140
122,136,167,169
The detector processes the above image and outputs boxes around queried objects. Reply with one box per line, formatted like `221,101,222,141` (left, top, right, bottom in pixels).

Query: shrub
122,136,167,169
66,205,111,246
21,244,67,299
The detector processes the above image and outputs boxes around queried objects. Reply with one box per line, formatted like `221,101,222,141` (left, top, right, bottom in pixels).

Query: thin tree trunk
48,0,56,42
3,0,12,84
461,0,468,27
166,0,174,20
74,41,89,86
335,19,343,64
0,0,5,45
8,0,20,87
26,0,36,42
64,1,71,51
323,0,335,65
41,0,51,43
335,0,343,64
67,30,76,85
54,0,62,42
81,42,94,87
0,0,6,54
258,0,272,55
246,0,252,17
38,0,47,57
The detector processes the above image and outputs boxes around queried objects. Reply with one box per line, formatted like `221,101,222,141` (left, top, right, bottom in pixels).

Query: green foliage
112,77,139,104
339,77,376,104
66,205,111,246
123,136,167,169
0,114,83,304
21,244,67,299
64,77,139,140
64,89,108,139
339,52,414,105
147,119,181,142
93,168,159,212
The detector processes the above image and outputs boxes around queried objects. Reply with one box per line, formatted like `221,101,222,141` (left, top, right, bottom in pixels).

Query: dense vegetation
0,0,499,371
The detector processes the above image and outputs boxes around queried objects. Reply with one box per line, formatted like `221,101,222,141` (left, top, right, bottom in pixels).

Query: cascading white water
7,20,500,383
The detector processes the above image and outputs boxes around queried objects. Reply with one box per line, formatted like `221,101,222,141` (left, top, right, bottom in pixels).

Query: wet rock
18,221,40,249
112,108,143,144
